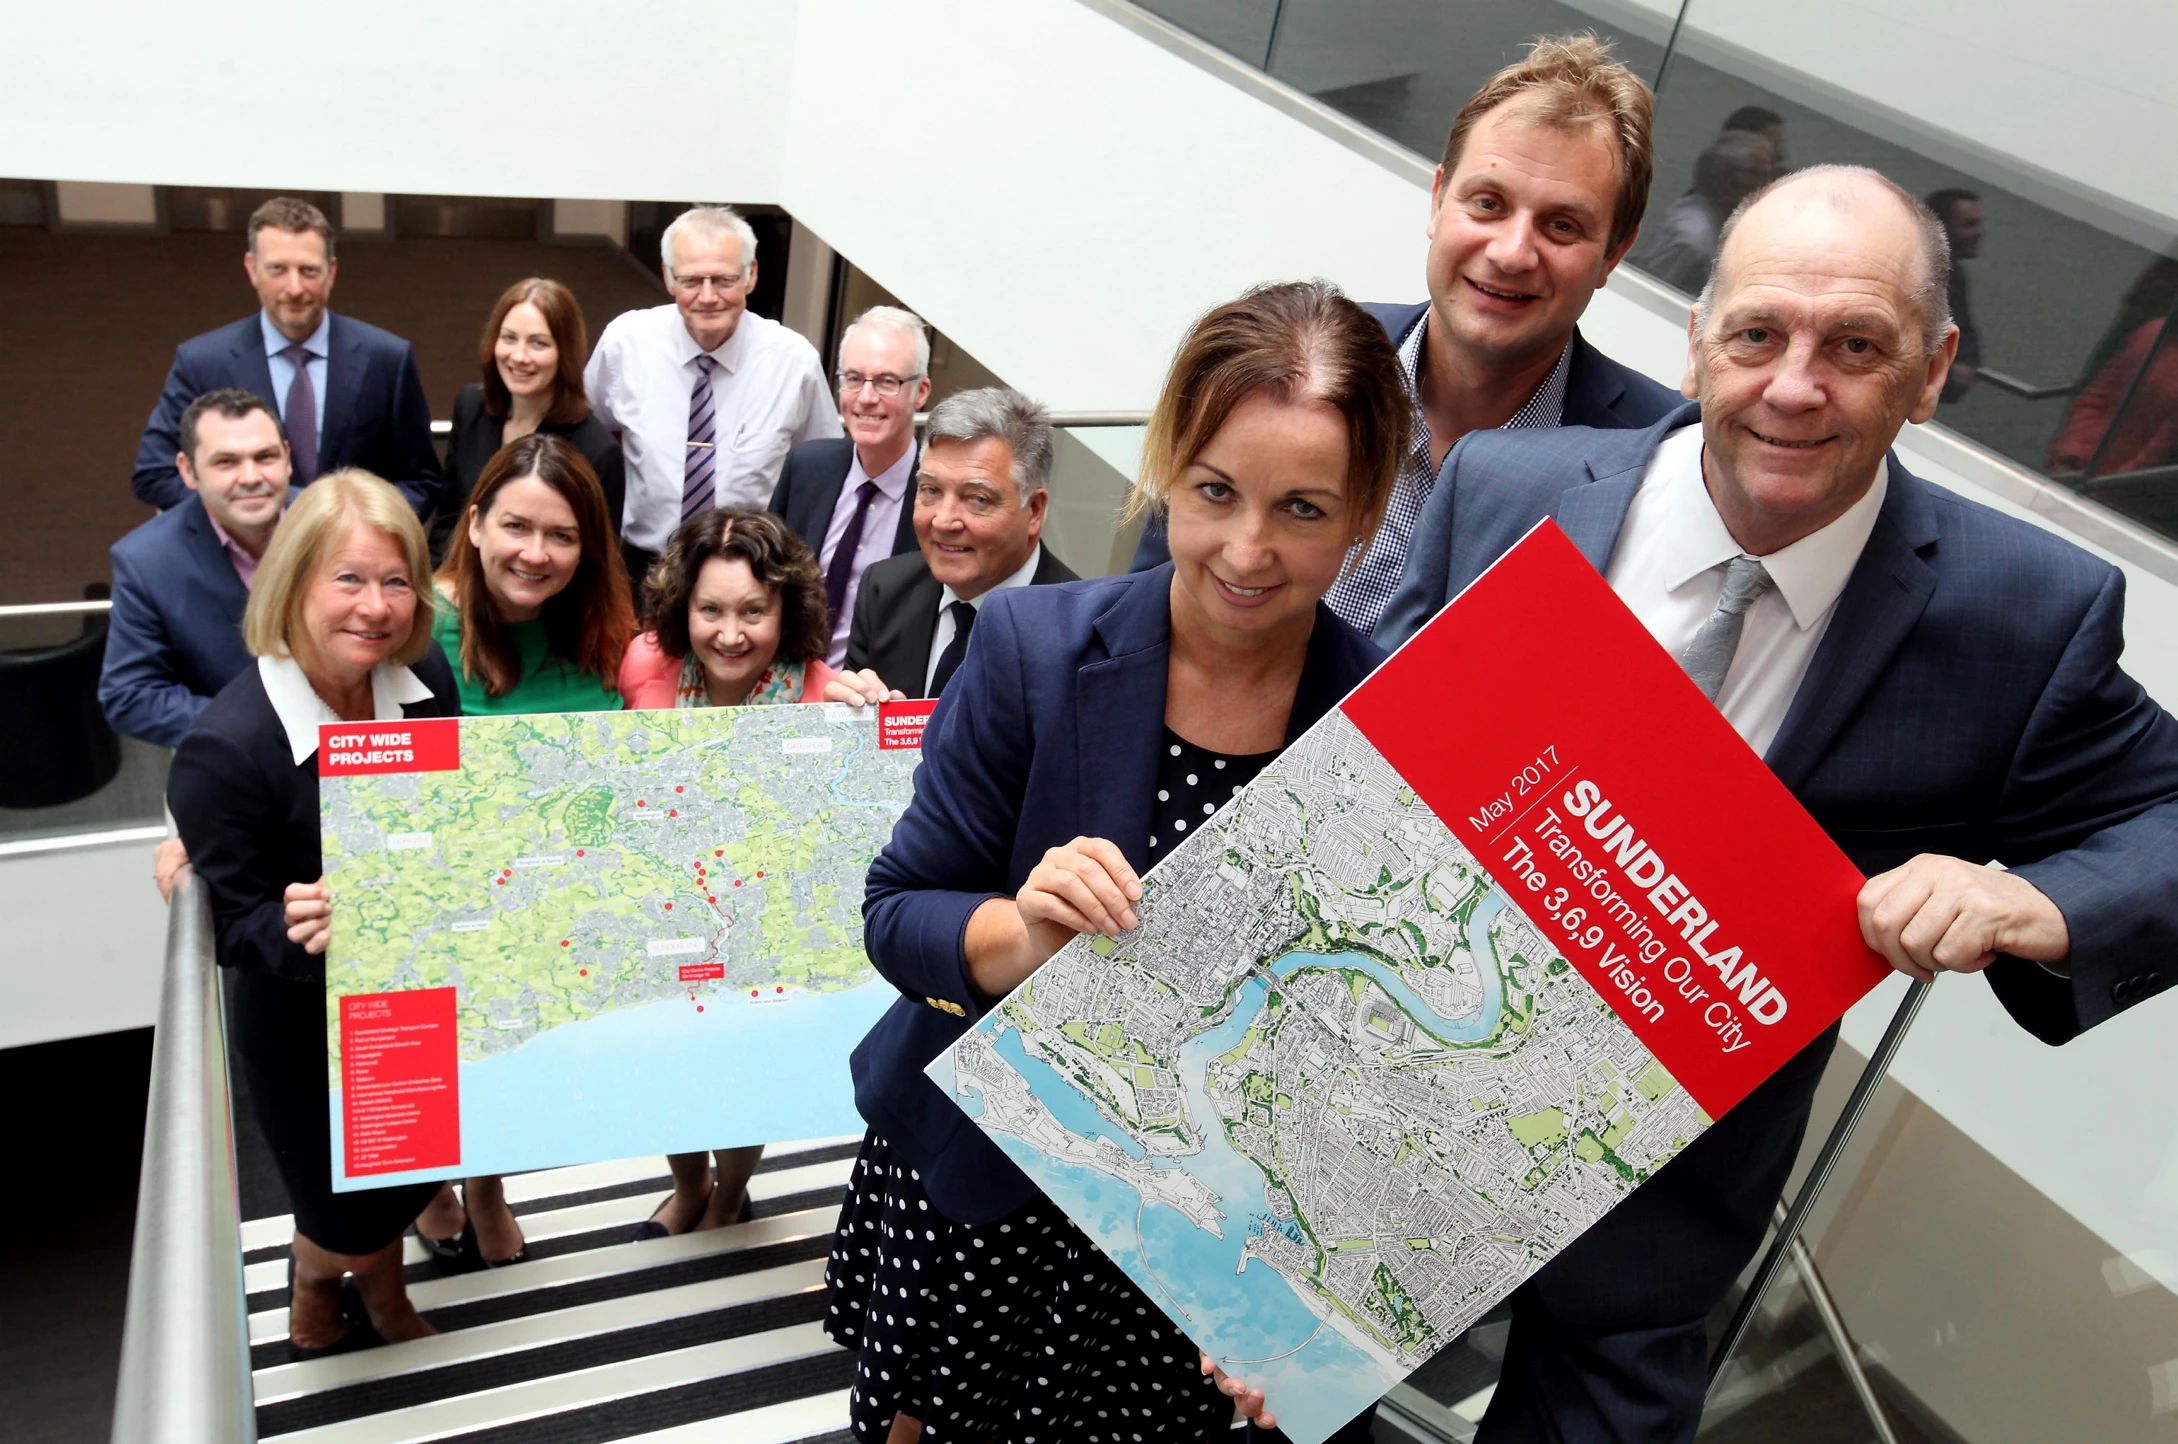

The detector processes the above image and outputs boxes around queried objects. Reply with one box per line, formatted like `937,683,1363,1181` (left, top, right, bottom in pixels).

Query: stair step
614,1389,850,1443
240,1138,861,1258
251,1205,840,1349
244,1158,853,1304
255,1257,829,1426
257,1320,847,1443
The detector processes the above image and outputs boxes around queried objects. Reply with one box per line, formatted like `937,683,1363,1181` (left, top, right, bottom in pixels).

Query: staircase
243,1138,859,1443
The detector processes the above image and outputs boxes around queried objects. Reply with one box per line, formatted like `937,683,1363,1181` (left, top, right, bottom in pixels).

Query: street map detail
931,525,1887,1444
931,710,1709,1444
321,702,928,1190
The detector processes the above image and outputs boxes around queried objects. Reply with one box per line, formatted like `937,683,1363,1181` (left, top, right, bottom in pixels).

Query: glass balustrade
0,605,169,846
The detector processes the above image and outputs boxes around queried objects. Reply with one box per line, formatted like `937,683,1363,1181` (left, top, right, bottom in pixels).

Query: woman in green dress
419,431,635,1265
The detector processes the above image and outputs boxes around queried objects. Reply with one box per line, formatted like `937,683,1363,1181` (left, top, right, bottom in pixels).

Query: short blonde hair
1126,281,1412,555
244,469,436,666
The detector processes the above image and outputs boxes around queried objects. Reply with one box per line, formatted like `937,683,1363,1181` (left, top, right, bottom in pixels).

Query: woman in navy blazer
826,283,1413,1444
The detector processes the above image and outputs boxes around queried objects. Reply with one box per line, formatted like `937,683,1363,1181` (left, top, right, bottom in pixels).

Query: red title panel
319,717,461,776
340,988,462,1177
878,699,940,750
678,962,725,982
1342,523,1889,1119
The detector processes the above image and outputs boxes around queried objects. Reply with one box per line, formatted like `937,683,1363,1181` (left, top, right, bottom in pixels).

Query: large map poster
319,699,934,1192
931,525,1891,1444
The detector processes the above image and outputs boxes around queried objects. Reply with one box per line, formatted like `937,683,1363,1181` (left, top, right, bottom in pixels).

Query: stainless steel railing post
111,870,254,1443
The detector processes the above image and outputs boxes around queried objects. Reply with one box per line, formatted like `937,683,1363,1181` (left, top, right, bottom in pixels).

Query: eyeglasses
670,272,745,297
837,371,923,397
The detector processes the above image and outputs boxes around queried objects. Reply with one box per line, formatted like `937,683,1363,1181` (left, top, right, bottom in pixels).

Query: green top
431,595,624,716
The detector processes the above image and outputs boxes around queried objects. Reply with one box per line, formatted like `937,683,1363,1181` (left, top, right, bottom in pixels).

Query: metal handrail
111,870,255,1444
0,599,112,619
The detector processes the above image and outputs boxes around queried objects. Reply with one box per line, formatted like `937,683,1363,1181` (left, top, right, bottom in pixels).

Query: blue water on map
332,978,889,1190
957,884,1519,1444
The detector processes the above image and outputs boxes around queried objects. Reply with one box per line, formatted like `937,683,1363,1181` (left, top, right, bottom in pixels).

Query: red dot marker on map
709,895,717,903
756,871,765,879
676,785,685,793
579,968,587,977
749,989,759,998
576,849,586,857
714,849,723,858
560,940,569,948
669,809,678,817
664,902,673,911
734,879,743,888
496,878,505,886
775,986,784,994
637,799,646,807
696,1005,704,1013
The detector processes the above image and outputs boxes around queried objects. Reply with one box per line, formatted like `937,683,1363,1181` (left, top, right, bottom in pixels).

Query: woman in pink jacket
619,508,893,1235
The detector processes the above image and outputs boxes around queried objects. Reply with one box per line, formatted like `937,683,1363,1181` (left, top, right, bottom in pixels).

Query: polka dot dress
825,1132,1232,1443
1147,727,1280,863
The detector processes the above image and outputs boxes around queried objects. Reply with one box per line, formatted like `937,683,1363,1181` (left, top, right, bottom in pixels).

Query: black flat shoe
462,1218,530,1269
413,1223,465,1264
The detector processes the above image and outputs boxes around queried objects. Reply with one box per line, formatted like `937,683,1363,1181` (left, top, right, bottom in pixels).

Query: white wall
0,838,168,1049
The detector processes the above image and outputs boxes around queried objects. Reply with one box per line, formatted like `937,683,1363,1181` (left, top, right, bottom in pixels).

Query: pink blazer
617,632,839,711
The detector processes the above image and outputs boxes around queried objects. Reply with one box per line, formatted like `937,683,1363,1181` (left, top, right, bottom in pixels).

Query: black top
439,381,626,549
167,644,461,984
1146,727,1278,864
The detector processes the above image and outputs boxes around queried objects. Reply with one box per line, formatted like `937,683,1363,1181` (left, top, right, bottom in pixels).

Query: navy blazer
167,643,460,986
769,437,921,561
132,312,444,514
1126,302,1679,570
857,566,1386,1223
1378,401,2178,1040
99,494,276,747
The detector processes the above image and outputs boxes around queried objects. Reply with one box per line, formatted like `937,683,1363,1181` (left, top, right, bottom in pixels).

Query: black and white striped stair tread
247,1141,860,1444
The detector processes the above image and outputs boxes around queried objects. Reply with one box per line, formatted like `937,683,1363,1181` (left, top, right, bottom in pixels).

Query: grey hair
1694,164,1953,354
660,205,758,275
923,387,1055,500
841,305,932,378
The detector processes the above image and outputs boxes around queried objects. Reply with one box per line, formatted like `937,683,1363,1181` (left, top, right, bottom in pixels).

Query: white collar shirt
258,653,436,766
1603,423,1888,758
926,544,1043,694
583,304,841,551
818,442,917,666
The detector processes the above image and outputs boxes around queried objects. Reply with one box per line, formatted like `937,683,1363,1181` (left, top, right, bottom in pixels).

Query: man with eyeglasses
771,306,934,665
131,196,442,516
586,204,840,581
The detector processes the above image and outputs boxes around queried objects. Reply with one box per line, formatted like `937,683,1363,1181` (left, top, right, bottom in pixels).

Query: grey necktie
1679,556,1776,701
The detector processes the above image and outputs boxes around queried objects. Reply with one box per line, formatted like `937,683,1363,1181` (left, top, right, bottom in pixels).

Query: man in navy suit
131,197,441,515
1131,34,1678,628
769,306,930,665
1371,167,2178,1441
102,389,294,748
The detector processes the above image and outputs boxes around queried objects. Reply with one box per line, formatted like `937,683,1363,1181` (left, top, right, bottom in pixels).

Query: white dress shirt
1604,424,1888,757
259,653,436,764
925,545,1044,694
818,443,915,666
584,305,841,551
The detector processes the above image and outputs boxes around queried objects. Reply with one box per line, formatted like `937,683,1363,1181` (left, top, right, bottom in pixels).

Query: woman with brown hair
618,507,881,1234
415,432,634,1266
827,280,1411,1443
437,277,624,556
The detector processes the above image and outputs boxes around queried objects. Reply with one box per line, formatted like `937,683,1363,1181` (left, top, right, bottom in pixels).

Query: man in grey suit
1349,166,2178,1442
844,388,1076,699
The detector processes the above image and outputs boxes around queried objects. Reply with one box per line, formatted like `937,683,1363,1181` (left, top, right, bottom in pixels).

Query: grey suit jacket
1377,400,2178,1042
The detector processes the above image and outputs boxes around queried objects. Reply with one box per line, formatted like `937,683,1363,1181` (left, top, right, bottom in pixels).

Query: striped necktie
683,354,718,520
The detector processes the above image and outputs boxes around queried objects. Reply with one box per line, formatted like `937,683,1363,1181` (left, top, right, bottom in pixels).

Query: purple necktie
282,343,319,483
683,355,717,520
824,481,881,625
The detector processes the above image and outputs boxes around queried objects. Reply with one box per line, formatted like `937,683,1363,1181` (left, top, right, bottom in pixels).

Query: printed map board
319,699,934,1191
930,524,1891,1444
